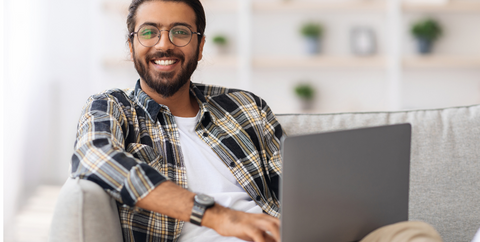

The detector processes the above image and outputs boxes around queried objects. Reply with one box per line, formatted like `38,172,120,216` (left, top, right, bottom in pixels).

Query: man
72,0,281,241
71,0,443,241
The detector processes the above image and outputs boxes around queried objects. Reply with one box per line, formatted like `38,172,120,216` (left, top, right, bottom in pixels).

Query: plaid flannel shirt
71,80,284,241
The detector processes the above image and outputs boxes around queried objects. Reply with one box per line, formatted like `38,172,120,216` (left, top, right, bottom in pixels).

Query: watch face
195,194,215,206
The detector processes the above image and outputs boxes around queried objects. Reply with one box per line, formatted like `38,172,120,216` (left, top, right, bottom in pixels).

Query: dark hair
127,0,206,45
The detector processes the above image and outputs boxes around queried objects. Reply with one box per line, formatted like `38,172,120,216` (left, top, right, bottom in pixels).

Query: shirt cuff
120,163,168,207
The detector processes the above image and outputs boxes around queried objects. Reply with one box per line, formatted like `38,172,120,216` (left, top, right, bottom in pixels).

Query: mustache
147,49,185,61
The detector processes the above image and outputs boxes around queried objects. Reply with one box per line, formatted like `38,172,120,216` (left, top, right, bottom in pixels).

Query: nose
154,30,175,51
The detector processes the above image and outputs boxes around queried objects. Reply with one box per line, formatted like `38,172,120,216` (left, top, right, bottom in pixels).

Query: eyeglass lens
137,25,193,47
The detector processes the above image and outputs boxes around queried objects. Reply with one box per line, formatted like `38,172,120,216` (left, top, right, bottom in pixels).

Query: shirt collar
134,80,215,124
134,80,163,122
189,82,216,125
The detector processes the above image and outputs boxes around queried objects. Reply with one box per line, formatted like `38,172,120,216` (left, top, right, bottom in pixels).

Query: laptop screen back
281,124,411,242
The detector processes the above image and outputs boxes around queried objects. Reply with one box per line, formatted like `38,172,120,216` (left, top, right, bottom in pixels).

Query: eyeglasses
130,25,202,47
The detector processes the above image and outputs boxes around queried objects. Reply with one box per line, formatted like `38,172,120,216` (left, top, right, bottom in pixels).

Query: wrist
190,193,215,226
201,203,228,228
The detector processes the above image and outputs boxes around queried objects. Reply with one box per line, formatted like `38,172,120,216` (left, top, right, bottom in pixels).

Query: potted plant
294,83,315,111
212,34,228,55
300,22,324,55
410,18,443,54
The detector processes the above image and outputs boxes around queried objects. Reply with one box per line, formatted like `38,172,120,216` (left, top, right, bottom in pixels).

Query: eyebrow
139,22,194,30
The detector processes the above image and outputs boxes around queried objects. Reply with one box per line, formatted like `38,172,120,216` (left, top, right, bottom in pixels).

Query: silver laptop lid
281,124,411,242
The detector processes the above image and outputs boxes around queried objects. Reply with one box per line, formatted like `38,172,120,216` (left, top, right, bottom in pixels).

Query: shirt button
203,132,208,137
256,196,261,201
229,162,235,167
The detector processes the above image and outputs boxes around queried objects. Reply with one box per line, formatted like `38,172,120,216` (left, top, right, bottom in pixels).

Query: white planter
213,45,228,56
304,36,321,55
298,99,314,111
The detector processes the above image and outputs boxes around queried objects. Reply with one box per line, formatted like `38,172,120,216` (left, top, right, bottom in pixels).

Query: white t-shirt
473,228,480,242
175,113,263,242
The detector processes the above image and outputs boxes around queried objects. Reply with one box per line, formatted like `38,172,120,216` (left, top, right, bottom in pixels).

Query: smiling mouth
153,59,178,66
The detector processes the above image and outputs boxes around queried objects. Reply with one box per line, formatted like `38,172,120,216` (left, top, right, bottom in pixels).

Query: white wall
1,0,5,239
3,0,99,238
4,0,47,238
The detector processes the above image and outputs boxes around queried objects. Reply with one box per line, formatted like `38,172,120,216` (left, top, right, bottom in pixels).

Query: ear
128,40,134,60
197,36,205,61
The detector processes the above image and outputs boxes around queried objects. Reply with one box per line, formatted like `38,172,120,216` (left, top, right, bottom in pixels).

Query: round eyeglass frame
130,25,203,48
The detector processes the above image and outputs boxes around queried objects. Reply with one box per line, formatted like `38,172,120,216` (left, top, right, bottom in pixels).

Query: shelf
103,1,129,16
102,0,480,16
253,1,386,13
103,0,480,15
103,0,238,16
403,56,480,69
403,1,480,13
104,55,480,70
103,57,133,69
200,55,238,68
202,1,238,13
253,56,386,69
254,56,480,69
103,56,238,69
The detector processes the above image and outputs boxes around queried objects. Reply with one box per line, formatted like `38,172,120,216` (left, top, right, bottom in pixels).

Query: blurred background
3,0,480,241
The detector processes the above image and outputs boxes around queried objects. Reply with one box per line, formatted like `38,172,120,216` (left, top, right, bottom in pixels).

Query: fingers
247,228,278,242
264,231,278,242
208,207,281,242
241,213,280,242
253,214,281,242
249,229,267,242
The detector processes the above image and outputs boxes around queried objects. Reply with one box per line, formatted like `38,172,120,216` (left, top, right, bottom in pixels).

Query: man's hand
136,181,281,242
202,204,281,242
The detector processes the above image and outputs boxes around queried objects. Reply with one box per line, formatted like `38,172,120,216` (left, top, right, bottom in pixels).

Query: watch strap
190,203,206,226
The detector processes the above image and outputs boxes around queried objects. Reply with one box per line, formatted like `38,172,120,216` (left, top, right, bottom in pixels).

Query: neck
140,79,199,117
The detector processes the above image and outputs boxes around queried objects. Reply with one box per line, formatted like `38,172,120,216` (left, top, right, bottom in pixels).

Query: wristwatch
190,194,215,226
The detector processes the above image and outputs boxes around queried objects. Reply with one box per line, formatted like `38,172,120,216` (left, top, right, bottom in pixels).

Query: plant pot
214,45,228,55
299,99,314,111
304,36,321,55
416,38,433,54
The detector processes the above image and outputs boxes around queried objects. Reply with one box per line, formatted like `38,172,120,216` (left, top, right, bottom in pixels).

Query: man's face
130,1,204,98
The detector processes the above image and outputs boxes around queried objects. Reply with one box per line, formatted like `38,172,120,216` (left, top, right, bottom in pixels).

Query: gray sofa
49,104,480,242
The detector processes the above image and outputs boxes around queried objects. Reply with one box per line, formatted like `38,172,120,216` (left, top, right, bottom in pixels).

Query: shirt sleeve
258,98,284,201
71,93,168,207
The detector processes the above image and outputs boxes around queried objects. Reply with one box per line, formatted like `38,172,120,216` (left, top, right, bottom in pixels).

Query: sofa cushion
49,177,123,242
276,104,480,242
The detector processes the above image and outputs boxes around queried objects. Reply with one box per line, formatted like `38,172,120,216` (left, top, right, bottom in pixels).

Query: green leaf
410,18,442,42
294,84,315,100
300,22,323,37
212,35,227,45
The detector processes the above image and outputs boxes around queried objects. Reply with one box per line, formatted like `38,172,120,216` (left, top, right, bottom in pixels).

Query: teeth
154,60,176,66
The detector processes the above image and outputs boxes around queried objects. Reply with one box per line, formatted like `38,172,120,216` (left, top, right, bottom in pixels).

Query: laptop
280,123,411,242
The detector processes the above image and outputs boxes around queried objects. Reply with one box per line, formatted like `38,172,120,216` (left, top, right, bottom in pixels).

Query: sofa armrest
48,177,123,242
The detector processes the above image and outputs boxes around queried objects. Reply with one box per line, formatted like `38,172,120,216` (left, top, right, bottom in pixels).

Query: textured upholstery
49,104,480,242
49,177,123,242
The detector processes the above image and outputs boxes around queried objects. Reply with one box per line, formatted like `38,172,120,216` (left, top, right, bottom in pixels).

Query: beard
133,48,199,98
